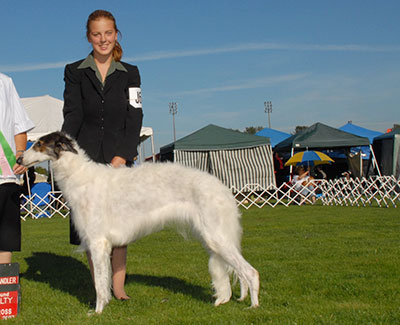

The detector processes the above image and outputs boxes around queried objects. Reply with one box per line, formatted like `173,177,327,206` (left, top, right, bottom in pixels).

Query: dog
17,131,259,313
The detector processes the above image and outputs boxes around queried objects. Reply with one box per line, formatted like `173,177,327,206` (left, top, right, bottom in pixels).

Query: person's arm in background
13,132,28,175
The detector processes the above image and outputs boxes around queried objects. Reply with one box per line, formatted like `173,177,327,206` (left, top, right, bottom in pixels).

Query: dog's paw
214,296,231,306
87,309,95,317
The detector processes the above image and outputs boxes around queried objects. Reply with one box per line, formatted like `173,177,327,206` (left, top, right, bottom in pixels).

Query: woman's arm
61,64,84,138
13,132,28,175
115,65,143,162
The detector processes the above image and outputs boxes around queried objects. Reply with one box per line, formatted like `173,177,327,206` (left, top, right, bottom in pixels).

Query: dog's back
81,162,242,249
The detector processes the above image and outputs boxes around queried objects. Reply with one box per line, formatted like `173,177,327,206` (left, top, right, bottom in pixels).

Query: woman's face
298,167,306,175
87,18,117,59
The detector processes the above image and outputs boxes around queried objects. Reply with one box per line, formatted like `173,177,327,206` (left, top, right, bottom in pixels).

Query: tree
292,125,308,135
243,126,264,135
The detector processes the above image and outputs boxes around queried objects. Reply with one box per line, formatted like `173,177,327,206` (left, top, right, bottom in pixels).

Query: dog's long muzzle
16,155,36,168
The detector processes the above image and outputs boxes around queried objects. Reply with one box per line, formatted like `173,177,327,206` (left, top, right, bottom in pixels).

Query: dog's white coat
19,132,259,313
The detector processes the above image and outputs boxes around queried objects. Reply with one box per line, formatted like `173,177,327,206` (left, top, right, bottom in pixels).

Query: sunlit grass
7,205,400,324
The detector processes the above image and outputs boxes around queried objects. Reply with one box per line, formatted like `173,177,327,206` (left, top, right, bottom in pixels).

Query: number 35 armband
128,87,142,109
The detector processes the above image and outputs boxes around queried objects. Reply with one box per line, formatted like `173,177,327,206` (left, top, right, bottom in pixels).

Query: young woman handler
62,9,143,300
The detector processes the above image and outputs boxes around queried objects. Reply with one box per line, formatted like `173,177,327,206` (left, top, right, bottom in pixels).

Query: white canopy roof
22,95,64,141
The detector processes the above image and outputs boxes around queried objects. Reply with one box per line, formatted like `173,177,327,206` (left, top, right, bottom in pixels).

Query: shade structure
275,122,370,152
284,150,334,167
371,128,400,177
339,122,382,143
161,124,270,152
255,128,290,147
160,124,276,191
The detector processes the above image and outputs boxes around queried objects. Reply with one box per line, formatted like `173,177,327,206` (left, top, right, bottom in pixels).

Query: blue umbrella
284,150,334,167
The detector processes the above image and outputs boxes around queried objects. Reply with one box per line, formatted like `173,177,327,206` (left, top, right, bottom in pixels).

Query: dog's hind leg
208,253,232,306
226,249,259,307
89,239,113,313
212,245,259,308
238,276,249,302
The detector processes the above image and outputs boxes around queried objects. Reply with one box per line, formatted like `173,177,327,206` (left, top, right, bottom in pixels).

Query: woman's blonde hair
86,9,123,62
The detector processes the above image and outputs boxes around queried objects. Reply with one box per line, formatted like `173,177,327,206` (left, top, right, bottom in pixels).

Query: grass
6,205,400,324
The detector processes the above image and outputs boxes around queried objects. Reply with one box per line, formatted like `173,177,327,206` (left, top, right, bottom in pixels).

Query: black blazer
61,59,143,163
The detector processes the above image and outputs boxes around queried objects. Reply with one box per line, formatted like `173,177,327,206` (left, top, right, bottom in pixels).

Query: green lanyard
0,130,16,176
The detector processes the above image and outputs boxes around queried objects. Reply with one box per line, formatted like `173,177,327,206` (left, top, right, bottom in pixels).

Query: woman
61,10,143,300
0,72,34,264
292,166,316,203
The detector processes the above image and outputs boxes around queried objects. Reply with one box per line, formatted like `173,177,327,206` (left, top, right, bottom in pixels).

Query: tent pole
141,143,145,163
26,170,33,212
369,144,382,176
289,147,294,181
49,161,55,191
151,134,156,162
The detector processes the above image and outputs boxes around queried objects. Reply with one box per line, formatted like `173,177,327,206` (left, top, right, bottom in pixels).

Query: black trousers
0,183,22,251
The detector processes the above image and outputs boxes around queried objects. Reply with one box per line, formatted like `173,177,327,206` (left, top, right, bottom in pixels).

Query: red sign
0,276,19,285
0,291,18,320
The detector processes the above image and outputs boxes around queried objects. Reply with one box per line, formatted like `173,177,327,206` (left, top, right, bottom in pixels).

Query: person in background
292,165,316,203
313,165,327,180
273,152,286,186
61,10,143,300
0,72,34,264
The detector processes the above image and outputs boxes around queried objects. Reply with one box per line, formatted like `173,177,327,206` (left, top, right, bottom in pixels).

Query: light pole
169,102,178,142
264,101,272,128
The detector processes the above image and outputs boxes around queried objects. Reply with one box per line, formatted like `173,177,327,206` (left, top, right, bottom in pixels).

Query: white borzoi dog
18,132,259,313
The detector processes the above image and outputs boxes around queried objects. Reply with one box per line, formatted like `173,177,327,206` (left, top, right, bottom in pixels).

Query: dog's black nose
16,156,23,165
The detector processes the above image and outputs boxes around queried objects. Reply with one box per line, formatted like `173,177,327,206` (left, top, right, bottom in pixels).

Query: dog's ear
55,133,78,157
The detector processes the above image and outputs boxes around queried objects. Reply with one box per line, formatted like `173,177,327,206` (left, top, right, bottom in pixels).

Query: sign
0,264,20,320
128,87,142,109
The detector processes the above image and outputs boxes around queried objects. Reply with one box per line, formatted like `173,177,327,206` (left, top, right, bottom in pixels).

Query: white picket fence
233,175,400,209
20,176,399,220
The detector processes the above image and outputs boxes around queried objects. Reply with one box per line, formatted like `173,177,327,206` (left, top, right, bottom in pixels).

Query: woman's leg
111,246,129,300
0,251,12,264
86,247,129,300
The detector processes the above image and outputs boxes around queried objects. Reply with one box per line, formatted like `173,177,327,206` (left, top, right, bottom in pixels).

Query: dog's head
17,131,78,168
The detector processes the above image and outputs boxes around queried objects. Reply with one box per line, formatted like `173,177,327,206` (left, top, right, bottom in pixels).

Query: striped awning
174,145,275,192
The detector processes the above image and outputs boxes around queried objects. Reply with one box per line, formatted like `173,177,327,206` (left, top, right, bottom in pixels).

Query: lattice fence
20,176,399,219
20,191,70,220
233,176,400,209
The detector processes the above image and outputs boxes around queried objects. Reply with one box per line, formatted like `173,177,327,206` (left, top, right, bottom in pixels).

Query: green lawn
7,205,400,324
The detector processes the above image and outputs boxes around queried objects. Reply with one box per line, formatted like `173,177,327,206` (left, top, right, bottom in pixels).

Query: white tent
22,95,64,141
21,95,155,161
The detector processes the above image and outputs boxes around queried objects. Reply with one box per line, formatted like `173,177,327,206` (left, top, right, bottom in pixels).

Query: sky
1,0,399,155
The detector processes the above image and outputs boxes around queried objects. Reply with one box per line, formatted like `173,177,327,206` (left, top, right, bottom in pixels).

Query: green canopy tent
371,128,400,178
274,122,380,177
160,124,276,191
274,122,370,151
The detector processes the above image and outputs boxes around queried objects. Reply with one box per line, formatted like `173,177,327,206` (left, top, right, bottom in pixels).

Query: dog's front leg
89,239,113,313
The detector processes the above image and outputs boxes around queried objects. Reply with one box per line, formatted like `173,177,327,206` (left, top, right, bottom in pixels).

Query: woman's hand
110,156,127,168
13,152,27,175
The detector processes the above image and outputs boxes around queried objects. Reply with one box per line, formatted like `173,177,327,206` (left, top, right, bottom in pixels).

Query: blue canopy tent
339,122,383,143
338,122,383,176
339,121,382,159
255,128,290,147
